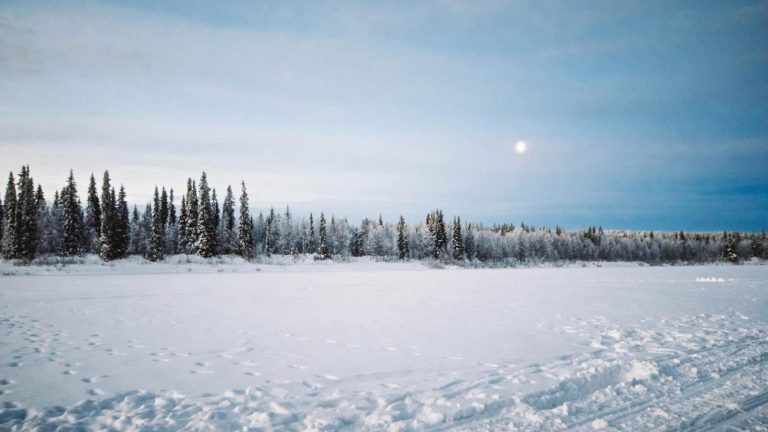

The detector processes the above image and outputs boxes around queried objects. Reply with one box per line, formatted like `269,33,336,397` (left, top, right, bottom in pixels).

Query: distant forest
1,165,765,265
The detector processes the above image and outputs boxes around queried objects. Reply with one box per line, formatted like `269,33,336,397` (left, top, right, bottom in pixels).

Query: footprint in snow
63,369,76,375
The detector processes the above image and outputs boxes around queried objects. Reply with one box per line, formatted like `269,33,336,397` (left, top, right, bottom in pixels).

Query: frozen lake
0,261,766,430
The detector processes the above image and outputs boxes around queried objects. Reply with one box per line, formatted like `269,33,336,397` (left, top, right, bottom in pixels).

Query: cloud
0,1,766,230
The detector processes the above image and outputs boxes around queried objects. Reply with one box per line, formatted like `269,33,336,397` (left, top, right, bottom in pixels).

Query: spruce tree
128,206,142,255
140,203,153,257
220,185,236,254
177,195,188,253
61,170,85,256
165,188,178,254
316,212,330,260
160,187,169,227
16,166,38,260
308,213,316,252
464,223,475,260
237,181,253,258
451,216,464,260
168,189,177,226
185,179,198,254
99,171,116,260
0,197,3,250
397,215,408,260
211,188,220,240
147,188,165,262
196,172,217,258
84,173,101,252
114,185,129,258
2,172,18,259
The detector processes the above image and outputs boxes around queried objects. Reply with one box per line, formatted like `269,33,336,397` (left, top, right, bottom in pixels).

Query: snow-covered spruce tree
464,222,475,260
2,172,18,259
15,166,38,261
128,206,143,255
397,215,408,260
165,188,178,254
34,186,54,255
237,181,253,258
282,206,294,255
308,213,316,253
220,185,236,255
84,173,101,253
114,185,130,258
0,197,3,250
184,178,198,254
99,171,117,260
316,212,330,260
160,187,169,227
146,188,164,262
451,216,464,260
723,232,739,264
426,210,447,259
177,195,188,253
60,170,85,256
195,172,217,258
211,189,220,248
264,208,276,256
351,221,365,257
187,179,200,254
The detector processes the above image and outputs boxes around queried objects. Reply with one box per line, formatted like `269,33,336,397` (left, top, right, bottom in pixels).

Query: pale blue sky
1,1,766,230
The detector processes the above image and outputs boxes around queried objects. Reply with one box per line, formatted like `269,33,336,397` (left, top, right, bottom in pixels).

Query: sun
514,140,527,154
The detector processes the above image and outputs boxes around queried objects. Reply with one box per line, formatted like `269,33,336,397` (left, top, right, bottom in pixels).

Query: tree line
1,166,766,265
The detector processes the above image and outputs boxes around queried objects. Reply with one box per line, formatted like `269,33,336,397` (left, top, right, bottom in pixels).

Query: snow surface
0,260,766,430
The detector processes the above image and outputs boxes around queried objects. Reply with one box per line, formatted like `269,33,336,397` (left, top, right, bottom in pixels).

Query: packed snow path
0,261,766,430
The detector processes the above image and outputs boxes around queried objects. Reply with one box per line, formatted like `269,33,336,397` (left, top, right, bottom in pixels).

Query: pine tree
61,170,85,256
114,185,129,258
196,172,217,258
147,188,164,262
316,212,330,260
397,215,408,260
2,172,18,259
220,185,236,254
99,171,117,260
451,216,464,260
84,173,101,252
237,181,253,258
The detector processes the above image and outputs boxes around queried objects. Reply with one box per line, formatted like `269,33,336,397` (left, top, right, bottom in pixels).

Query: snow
0,260,766,430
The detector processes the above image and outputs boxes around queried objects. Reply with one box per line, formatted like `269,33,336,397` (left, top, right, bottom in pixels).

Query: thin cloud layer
0,1,766,230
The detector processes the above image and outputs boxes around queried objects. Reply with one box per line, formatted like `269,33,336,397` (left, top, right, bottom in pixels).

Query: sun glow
514,140,527,154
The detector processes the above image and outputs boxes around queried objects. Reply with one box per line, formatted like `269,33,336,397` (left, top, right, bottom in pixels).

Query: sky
1,0,766,231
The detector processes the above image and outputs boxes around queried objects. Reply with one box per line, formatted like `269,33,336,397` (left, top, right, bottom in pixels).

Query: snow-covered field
0,260,766,431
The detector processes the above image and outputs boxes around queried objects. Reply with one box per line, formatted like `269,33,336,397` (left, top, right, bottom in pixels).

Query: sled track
1,313,766,431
